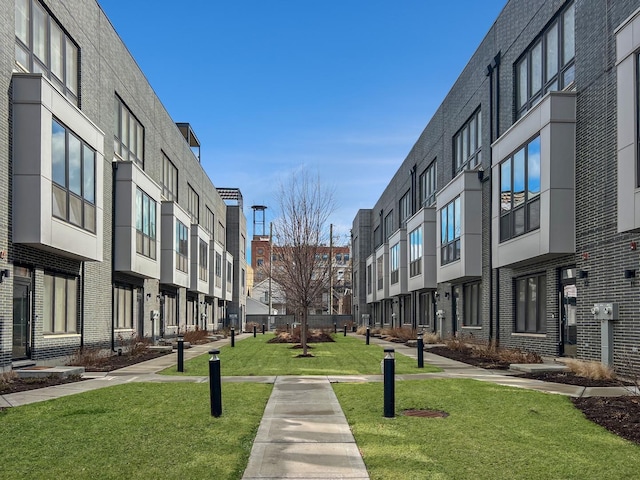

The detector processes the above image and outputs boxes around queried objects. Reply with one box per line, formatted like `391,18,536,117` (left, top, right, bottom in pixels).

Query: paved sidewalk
242,376,369,479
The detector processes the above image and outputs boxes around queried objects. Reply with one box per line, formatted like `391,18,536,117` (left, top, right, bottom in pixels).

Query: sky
99,0,506,253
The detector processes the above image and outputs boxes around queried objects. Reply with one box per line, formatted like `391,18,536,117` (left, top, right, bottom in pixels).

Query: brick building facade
352,0,640,374
1,0,247,370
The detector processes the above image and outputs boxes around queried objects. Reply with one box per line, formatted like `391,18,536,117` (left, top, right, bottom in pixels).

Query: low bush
0,371,18,389
564,359,616,380
381,327,415,342
182,327,209,345
267,327,334,344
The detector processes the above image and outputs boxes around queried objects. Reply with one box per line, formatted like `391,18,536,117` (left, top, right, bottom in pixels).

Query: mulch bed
75,350,172,372
428,345,640,445
428,346,511,369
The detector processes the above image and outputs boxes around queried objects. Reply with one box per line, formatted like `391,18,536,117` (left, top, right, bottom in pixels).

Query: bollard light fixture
384,348,395,360
209,348,220,361
417,331,424,340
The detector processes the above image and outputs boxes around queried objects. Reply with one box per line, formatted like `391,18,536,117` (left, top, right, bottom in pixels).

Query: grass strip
162,334,440,376
0,382,271,480
333,379,640,480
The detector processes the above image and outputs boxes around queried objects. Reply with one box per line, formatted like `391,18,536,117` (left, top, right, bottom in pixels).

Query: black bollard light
417,331,424,369
209,349,222,417
253,324,257,338
177,335,184,372
262,323,265,335
334,323,337,334
383,348,395,418
286,323,289,333
343,324,347,337
231,327,235,348
366,327,370,345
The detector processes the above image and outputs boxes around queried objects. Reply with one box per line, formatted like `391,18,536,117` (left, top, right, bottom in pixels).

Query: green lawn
0,382,271,480
162,333,440,376
333,379,640,480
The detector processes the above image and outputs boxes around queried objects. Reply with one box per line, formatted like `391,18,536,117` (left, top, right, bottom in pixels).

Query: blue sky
99,0,505,250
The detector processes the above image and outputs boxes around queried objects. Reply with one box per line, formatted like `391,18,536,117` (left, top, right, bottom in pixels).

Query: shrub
0,371,18,389
564,359,616,380
68,347,110,367
422,332,441,344
381,327,415,342
182,327,209,345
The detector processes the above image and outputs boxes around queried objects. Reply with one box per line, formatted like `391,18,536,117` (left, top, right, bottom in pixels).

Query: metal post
417,331,424,369
231,327,235,348
286,323,289,332
253,324,257,337
366,327,370,345
334,323,337,334
383,348,395,418
209,349,222,417
262,323,265,335
177,335,184,372
343,324,347,336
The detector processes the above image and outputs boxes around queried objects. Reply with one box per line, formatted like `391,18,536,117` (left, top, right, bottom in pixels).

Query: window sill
461,326,482,330
43,333,81,339
511,332,546,338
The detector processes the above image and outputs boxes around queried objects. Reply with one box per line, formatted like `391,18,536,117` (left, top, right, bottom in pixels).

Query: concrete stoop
14,365,85,379
510,363,569,374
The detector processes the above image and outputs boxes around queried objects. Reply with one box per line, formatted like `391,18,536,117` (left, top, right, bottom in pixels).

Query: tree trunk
302,310,308,356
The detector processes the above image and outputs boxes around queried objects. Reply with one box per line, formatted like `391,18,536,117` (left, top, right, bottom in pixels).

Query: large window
390,243,400,285
515,2,574,119
176,220,188,272
135,188,156,260
51,119,96,233
199,239,208,281
376,256,383,290
226,261,232,292
499,136,541,242
399,191,411,227
113,285,133,330
162,292,177,327
373,226,381,248
114,96,144,167
419,161,437,207
409,226,423,277
384,211,394,240
440,197,461,265
515,274,546,333
366,264,372,294
218,222,225,247
15,0,78,105
454,110,482,174
463,282,481,326
203,207,214,235
187,184,199,224
43,272,77,334
161,153,177,201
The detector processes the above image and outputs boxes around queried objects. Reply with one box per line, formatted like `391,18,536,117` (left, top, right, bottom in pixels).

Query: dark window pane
68,194,82,226
528,199,540,231
500,214,511,242
514,207,525,236
52,184,67,219
84,203,96,233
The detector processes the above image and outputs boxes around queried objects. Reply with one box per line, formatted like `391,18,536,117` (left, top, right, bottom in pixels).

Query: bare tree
270,169,336,355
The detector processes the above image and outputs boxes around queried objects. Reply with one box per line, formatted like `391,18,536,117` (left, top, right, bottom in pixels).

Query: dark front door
559,268,577,357
12,279,32,360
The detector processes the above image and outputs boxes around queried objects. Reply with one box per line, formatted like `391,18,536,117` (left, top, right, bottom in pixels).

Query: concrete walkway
1,332,637,479
242,376,368,479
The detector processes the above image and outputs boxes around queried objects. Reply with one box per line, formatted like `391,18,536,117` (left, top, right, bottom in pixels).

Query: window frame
409,226,423,277
199,239,208,281
114,95,144,167
135,187,157,260
43,271,78,334
390,243,400,285
419,160,437,207
161,152,178,202
499,135,541,242
399,191,411,227
463,282,482,326
440,197,461,265
215,252,222,288
376,256,383,291
453,109,482,174
15,0,79,105
51,118,96,233
187,183,199,224
515,273,547,334
515,2,575,119
113,284,134,330
175,220,188,272
384,211,394,240
366,264,372,294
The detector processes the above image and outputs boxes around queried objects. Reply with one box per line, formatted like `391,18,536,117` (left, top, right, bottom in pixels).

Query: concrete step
14,365,85,379
510,363,569,373
12,360,36,369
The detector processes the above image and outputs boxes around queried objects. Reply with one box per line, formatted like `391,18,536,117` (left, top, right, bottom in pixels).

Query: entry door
452,286,461,336
12,279,32,360
560,268,578,357
137,290,144,337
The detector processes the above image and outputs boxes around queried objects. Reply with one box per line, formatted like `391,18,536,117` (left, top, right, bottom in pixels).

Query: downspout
111,162,117,352
486,52,501,345
80,261,85,349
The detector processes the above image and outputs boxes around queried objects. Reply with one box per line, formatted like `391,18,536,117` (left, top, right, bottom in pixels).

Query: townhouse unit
1,0,248,370
352,0,640,373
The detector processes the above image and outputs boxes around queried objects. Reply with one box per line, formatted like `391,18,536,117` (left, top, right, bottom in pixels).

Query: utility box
590,303,618,321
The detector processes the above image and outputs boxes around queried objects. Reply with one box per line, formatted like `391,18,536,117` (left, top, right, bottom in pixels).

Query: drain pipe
80,261,85,349
111,162,117,352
